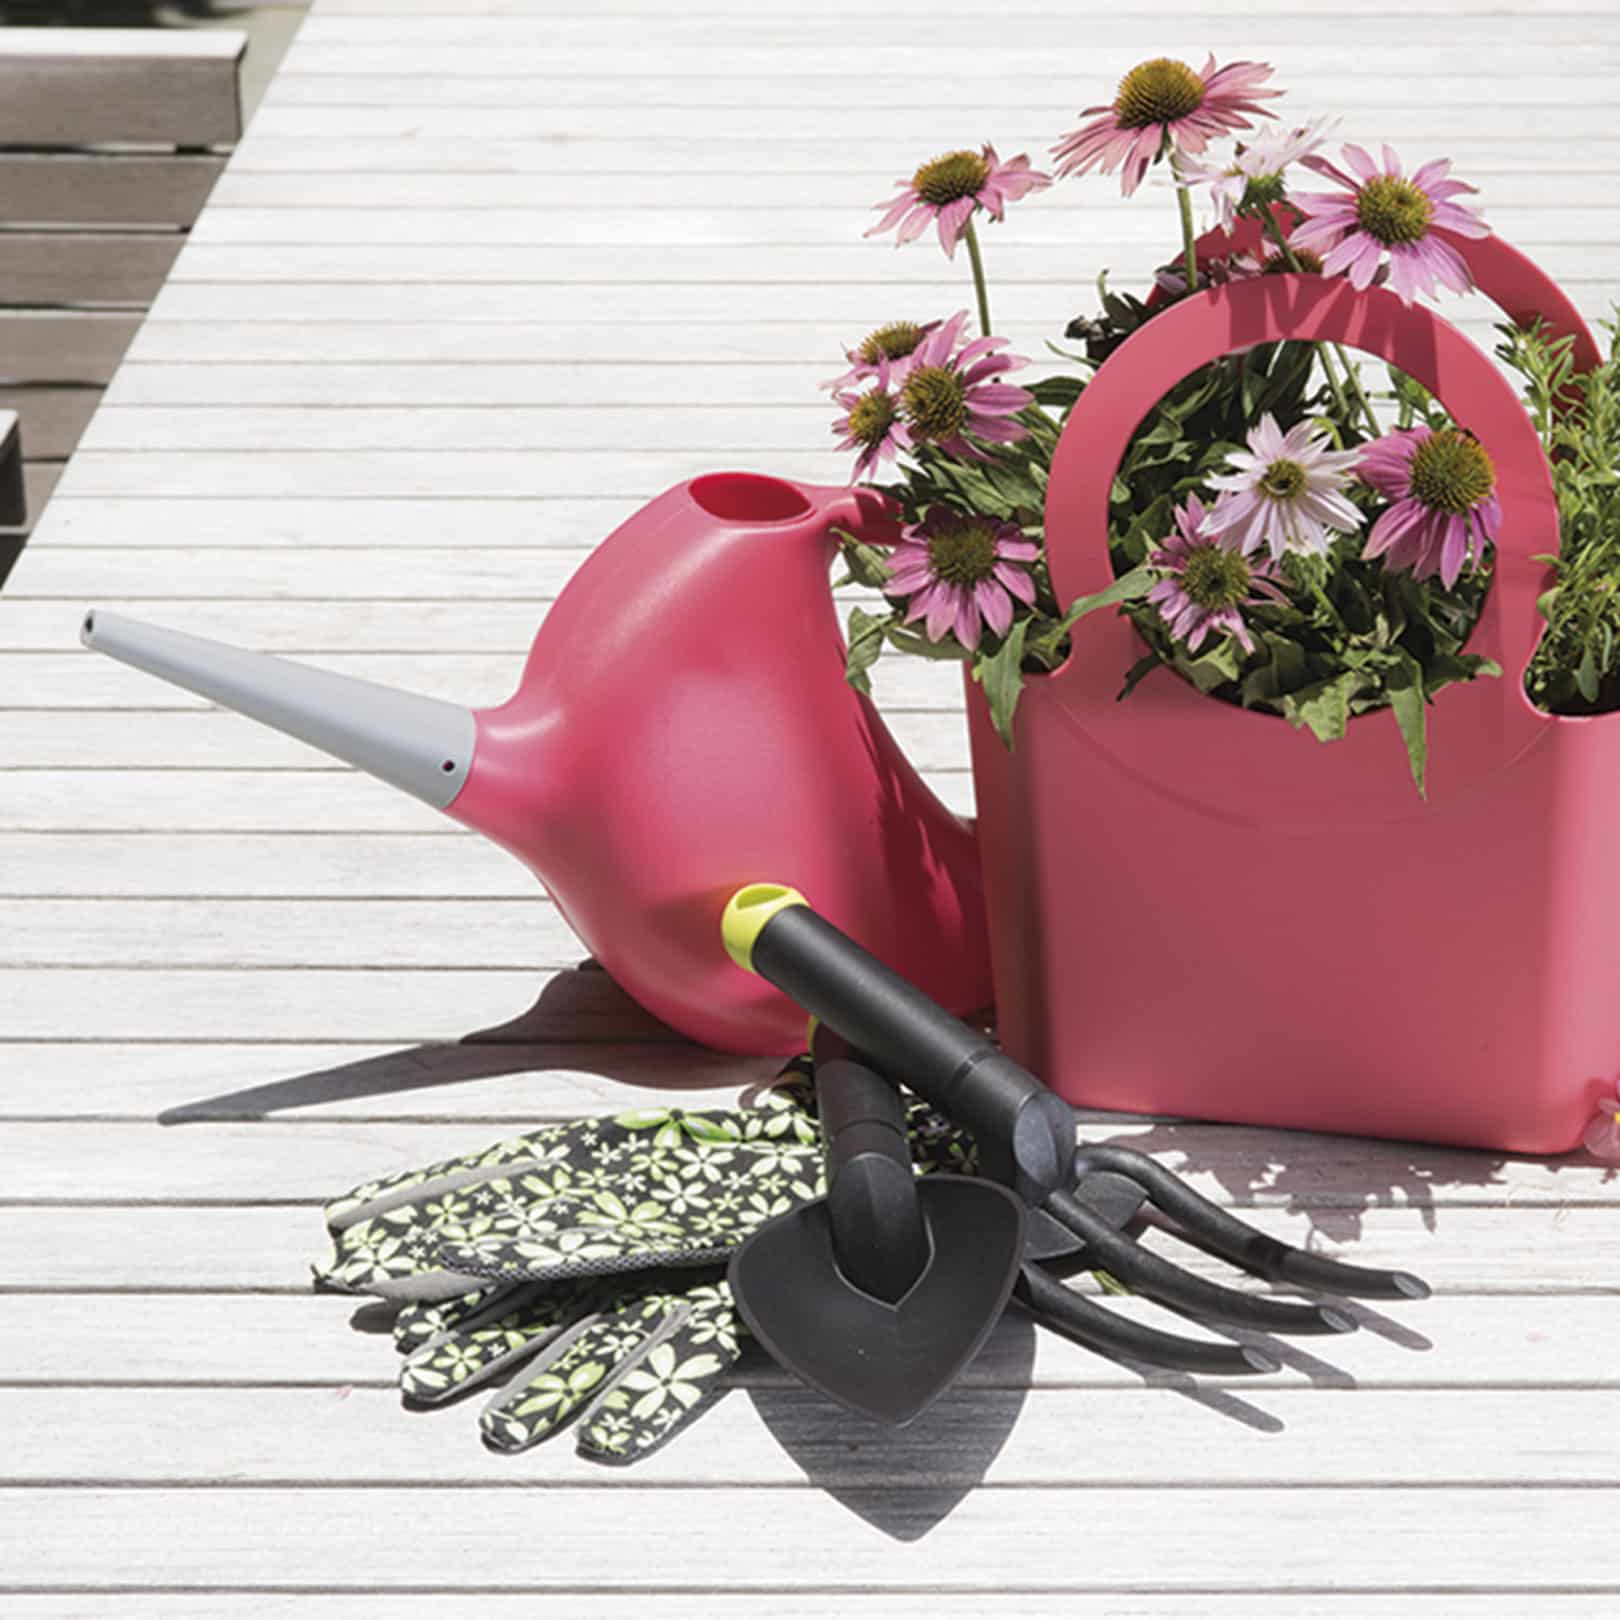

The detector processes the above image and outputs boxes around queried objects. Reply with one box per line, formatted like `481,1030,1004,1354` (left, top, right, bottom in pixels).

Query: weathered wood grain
0,155,227,229
0,234,182,308
0,313,142,386
4,1290,1608,1388
5,1384,1619,1487
0,1482,1612,1591
0,1201,1611,1290
1,1117,1612,1207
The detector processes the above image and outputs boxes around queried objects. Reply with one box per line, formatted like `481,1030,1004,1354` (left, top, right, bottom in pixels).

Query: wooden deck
3,0,1619,1610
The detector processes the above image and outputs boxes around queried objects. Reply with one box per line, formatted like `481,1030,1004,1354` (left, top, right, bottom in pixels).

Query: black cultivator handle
725,883,1076,1206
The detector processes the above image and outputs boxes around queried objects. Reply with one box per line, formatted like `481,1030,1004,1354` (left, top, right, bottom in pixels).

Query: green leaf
1577,642,1601,702
1058,563,1156,633
842,605,888,697
885,623,972,662
1281,674,1356,743
1386,649,1429,799
1181,637,1244,693
831,530,893,591
1116,651,1162,702
971,617,1031,750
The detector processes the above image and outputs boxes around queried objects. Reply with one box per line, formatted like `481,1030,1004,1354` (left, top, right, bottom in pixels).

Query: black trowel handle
724,883,1076,1207
813,1025,929,1305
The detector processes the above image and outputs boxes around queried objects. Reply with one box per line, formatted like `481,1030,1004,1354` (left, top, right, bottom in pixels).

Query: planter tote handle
1043,257,1585,822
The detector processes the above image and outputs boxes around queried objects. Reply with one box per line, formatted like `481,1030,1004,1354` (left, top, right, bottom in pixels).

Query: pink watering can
83,472,990,1054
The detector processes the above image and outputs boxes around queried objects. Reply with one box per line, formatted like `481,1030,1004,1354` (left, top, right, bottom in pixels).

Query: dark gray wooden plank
0,385,101,459
0,154,226,228
0,233,183,307
0,312,141,383
0,30,245,147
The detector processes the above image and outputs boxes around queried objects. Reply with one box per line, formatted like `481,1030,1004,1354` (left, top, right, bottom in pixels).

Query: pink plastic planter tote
966,241,1614,1154
85,473,989,1056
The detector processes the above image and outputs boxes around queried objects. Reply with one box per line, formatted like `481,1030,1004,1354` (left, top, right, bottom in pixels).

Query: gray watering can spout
81,609,476,810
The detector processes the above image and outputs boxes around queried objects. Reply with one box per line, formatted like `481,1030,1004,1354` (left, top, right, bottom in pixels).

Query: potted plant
823,54,1620,1154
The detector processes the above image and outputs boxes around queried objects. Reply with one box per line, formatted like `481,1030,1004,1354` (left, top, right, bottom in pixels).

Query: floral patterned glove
312,1072,977,1466
314,1075,974,1300
389,1270,746,1464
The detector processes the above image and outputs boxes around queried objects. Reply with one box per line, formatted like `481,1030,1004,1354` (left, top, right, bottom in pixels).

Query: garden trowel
728,1023,1026,1426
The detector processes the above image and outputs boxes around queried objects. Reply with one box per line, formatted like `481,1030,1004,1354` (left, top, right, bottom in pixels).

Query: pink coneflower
1174,119,1333,231
1584,1093,1620,1162
820,318,940,393
866,144,1050,258
830,358,905,482
1290,145,1488,305
1358,425,1500,588
1051,56,1280,196
1206,413,1364,560
895,309,1033,458
885,509,1039,651
1148,494,1289,654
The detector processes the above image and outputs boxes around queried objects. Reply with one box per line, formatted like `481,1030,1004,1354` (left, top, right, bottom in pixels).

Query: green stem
1261,212,1382,439
1174,174,1199,294
962,217,992,338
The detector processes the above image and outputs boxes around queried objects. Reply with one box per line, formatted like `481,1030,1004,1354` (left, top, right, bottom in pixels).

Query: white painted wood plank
244,102,1620,142
0,706,966,772
293,11,1620,48
314,0,1620,15
0,1483,1611,1591
256,74,1620,112
0,964,688,1043
52,449,855,500
6,1384,1619,1487
138,280,1618,331
79,404,833,453
203,168,1620,211
0,761,978,828
0,1202,1610,1290
2,898,582,969
0,1040,790,1120
1,506,646,553
4,1290,1610,1388
0,647,965,715
2,1118,1613,1206
267,41,1618,81
102,363,842,407
8,1602,1613,1620
181,206,1620,249
226,130,1620,174
109,313,1549,364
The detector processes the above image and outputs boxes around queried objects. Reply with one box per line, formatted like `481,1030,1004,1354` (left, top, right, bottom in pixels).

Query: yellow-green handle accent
721,882,808,972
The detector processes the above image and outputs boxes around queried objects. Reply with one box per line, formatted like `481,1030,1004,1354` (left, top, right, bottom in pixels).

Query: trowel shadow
745,1311,1036,1541
158,960,778,1123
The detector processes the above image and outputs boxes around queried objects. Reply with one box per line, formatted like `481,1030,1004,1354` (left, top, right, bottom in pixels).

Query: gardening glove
314,1071,977,1464
388,1269,745,1463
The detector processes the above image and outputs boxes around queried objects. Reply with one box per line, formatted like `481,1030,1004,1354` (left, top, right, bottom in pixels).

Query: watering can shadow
86,471,991,1055
155,960,796,1125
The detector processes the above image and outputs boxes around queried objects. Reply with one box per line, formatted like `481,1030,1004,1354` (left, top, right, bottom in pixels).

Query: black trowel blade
728,1174,1027,1426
